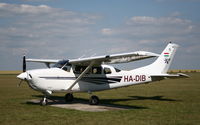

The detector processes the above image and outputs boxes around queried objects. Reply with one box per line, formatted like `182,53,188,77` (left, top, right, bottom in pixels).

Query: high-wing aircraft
17,42,188,106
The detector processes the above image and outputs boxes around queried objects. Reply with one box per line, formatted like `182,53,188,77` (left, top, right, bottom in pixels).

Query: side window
74,66,87,74
92,67,102,74
63,66,71,72
104,67,111,74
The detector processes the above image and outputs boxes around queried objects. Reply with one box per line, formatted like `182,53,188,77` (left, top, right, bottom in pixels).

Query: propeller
23,55,26,72
17,80,23,87
18,55,27,87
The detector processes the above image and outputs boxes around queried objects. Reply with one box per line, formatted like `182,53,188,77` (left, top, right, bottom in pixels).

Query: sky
0,0,200,70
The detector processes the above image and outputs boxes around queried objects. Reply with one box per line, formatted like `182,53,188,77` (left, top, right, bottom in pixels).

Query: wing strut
67,61,95,91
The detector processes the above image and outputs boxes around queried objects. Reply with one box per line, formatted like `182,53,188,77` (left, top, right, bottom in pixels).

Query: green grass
0,73,200,125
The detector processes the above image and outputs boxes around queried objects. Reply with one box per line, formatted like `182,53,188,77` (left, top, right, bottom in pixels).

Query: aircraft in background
17,42,188,106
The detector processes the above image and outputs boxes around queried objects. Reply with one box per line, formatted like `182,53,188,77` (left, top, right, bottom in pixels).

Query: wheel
89,95,99,105
40,99,48,106
65,93,74,102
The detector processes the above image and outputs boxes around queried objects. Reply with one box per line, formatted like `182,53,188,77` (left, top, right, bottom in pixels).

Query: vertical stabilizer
134,43,179,74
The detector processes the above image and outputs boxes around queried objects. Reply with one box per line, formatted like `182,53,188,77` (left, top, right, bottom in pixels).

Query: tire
40,99,48,106
89,95,99,105
65,93,74,102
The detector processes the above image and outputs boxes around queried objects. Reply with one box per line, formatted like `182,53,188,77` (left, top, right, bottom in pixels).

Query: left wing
26,59,59,63
26,59,59,68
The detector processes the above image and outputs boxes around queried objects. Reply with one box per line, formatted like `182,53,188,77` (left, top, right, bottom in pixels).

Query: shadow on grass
25,95,148,110
129,95,181,102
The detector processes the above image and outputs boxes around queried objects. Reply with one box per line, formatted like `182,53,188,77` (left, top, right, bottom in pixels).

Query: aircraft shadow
25,95,180,110
26,95,148,110
128,95,181,102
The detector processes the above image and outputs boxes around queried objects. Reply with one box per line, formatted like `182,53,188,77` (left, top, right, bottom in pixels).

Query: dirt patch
27,99,132,112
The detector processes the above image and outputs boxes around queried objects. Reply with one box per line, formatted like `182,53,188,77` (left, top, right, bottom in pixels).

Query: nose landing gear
40,96,48,106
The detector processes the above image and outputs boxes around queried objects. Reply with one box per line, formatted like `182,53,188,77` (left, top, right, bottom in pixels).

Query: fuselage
17,65,153,94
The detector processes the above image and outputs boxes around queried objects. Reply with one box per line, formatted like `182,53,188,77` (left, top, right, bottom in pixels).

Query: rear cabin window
104,67,111,74
115,68,121,72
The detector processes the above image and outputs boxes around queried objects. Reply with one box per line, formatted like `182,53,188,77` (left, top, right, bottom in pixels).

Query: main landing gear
89,95,99,105
88,91,99,105
64,93,100,105
39,93,100,106
64,93,74,102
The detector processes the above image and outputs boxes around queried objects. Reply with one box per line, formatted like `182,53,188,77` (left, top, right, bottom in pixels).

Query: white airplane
17,42,188,106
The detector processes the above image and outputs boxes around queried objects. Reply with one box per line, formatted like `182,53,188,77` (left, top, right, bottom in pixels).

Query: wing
26,59,59,63
69,51,159,66
25,51,159,67
26,59,59,68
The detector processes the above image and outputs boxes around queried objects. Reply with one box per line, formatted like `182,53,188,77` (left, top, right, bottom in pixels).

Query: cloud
101,16,194,38
101,28,113,35
127,16,191,25
99,15,200,69
0,3,53,15
0,3,199,70
0,3,103,70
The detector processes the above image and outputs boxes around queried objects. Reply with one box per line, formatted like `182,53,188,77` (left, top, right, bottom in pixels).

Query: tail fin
135,43,179,74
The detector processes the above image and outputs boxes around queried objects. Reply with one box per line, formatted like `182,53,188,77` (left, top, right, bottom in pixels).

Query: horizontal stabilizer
151,73,189,81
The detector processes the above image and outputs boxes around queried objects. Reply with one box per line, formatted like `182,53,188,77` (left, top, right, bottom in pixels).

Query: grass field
0,72,200,125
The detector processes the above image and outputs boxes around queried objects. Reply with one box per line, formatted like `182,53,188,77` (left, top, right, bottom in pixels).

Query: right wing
25,51,159,67
69,51,159,66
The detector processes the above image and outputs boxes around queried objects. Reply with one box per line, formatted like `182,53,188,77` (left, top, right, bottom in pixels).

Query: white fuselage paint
24,66,152,94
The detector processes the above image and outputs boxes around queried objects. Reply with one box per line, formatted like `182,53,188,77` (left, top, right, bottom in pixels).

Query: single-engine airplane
17,42,188,106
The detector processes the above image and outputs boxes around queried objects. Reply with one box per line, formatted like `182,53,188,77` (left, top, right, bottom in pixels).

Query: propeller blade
23,55,26,72
17,80,23,87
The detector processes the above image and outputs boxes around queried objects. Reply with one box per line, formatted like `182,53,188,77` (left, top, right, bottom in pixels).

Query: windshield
53,60,70,68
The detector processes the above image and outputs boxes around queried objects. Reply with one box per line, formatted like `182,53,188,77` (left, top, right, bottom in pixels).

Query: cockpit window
53,60,69,68
53,60,71,72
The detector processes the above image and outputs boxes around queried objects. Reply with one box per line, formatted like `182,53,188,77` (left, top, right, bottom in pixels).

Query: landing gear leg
65,93,74,102
40,96,48,106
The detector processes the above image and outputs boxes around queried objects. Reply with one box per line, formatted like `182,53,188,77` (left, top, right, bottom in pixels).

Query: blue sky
0,0,200,70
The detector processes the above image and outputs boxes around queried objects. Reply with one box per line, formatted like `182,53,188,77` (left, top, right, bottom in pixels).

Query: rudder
149,43,179,74
134,43,179,74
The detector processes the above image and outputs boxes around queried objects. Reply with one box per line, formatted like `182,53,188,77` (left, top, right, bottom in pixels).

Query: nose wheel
40,96,48,106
